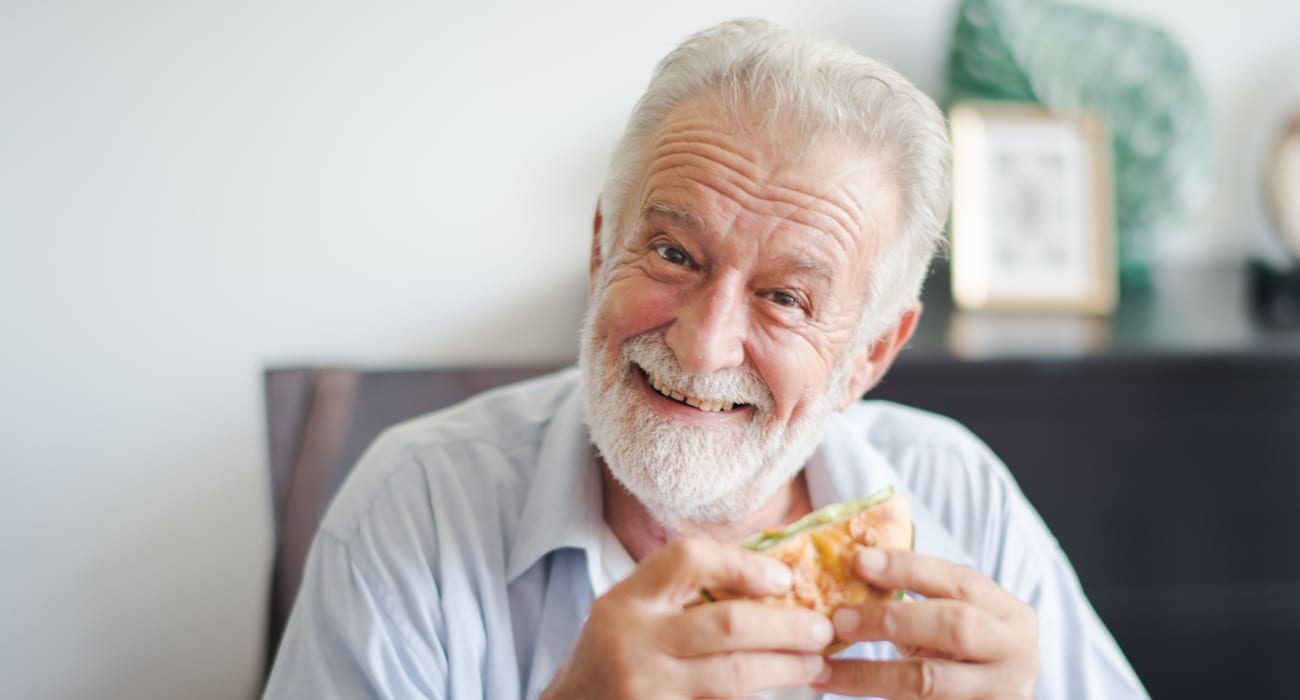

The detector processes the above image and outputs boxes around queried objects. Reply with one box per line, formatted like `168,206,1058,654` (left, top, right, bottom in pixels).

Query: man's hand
541,538,835,700
813,548,1039,700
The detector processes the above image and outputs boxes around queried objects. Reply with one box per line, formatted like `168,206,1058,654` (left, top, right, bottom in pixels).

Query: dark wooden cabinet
871,267,1300,698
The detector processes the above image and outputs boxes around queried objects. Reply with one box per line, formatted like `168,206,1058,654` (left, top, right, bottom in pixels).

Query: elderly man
265,19,1147,700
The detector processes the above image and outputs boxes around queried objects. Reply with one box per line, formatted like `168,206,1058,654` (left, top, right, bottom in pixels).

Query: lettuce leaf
742,486,896,552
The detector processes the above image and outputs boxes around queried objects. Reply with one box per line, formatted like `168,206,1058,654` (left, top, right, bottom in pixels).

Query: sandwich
704,486,914,653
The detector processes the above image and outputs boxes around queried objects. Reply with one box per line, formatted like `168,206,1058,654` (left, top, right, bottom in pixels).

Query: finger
663,600,834,656
685,651,829,698
831,599,1014,662
624,538,793,604
812,657,985,700
854,548,1023,617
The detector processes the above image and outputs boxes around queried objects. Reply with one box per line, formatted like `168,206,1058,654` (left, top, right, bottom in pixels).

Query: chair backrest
262,365,562,677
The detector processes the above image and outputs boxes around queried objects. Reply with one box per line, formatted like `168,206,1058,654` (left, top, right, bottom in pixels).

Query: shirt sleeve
263,532,447,700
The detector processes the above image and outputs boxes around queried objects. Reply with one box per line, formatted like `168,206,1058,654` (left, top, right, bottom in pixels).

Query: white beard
579,308,849,531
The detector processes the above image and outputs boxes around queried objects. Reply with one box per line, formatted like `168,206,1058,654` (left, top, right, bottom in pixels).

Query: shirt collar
806,411,901,510
506,387,974,582
506,377,605,583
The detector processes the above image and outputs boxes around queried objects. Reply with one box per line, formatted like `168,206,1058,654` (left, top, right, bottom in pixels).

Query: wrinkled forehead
654,91,873,169
626,94,902,247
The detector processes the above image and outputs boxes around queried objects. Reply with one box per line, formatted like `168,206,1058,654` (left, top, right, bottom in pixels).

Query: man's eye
654,244,690,266
768,291,799,307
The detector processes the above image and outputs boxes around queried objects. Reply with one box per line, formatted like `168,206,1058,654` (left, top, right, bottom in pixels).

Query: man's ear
838,303,922,411
589,198,604,296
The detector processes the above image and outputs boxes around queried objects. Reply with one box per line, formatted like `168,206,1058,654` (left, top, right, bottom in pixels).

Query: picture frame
1266,111,1300,261
949,102,1118,314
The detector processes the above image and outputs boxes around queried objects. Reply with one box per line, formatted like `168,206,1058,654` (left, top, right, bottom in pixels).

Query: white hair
599,18,952,346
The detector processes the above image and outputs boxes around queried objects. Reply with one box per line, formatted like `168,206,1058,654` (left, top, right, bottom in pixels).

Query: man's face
581,97,900,529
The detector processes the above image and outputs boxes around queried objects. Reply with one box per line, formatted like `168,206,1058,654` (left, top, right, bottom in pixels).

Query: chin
578,310,844,529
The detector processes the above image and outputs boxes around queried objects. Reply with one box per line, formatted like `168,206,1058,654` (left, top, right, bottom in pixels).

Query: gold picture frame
949,102,1117,314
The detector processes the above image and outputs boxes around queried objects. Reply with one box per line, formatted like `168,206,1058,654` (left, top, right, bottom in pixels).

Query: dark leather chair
262,365,562,677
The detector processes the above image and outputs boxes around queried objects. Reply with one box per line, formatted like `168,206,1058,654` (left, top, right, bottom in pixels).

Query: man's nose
665,273,747,375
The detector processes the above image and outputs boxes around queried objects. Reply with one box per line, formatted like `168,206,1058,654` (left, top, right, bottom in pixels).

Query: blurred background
3,1,1299,698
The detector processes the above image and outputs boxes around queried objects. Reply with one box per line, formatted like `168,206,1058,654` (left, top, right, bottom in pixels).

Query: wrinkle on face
596,95,901,424
582,95,909,528
637,116,891,259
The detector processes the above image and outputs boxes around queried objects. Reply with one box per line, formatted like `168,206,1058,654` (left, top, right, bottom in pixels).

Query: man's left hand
812,548,1039,699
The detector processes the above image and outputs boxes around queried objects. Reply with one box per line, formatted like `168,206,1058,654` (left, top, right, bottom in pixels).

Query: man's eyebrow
774,253,835,285
640,202,707,232
641,201,836,283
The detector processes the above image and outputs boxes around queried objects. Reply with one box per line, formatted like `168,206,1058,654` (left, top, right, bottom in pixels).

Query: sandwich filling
704,487,914,652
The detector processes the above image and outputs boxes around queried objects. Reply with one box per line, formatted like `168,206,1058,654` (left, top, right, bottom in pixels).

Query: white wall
1080,0,1300,264
2,2,1297,698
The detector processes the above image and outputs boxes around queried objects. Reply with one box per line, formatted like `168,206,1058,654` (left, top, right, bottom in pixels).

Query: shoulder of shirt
316,366,581,542
839,399,1027,532
842,398,1003,463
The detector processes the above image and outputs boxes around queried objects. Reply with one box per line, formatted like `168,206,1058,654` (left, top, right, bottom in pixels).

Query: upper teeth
647,371,737,412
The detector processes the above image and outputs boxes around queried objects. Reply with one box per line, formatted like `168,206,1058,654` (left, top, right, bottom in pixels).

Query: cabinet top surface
904,266,1300,363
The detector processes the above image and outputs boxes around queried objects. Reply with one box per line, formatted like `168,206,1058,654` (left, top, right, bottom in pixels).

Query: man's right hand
540,538,834,700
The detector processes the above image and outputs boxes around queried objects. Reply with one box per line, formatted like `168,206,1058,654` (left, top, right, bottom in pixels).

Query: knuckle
603,625,636,667
943,606,977,656
710,652,751,696
674,538,716,572
845,658,875,687
627,672,670,700
678,537,702,556
1017,600,1039,630
715,603,742,638
833,658,862,686
607,673,639,699
1018,646,1042,697
946,562,982,598
666,537,698,563
727,652,758,684
916,658,942,699
877,604,899,638
586,598,623,642
993,647,1039,700
952,565,980,600
588,592,616,620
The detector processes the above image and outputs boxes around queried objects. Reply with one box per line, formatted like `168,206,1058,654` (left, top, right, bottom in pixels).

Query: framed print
949,102,1118,314
1267,110,1300,260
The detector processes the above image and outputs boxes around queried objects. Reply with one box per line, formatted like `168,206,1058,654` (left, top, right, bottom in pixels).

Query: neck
601,460,813,562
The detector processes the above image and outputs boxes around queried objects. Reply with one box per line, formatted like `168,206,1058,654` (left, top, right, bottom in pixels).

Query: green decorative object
945,0,1212,288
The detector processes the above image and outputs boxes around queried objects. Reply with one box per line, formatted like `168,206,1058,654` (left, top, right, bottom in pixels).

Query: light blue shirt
264,368,1147,699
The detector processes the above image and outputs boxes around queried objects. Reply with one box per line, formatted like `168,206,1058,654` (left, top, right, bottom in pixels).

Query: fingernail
810,617,834,645
832,607,859,636
766,563,792,591
814,658,832,684
803,654,825,678
857,548,886,575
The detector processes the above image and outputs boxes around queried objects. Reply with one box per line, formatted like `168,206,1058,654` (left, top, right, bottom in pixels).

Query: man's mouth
639,367,746,413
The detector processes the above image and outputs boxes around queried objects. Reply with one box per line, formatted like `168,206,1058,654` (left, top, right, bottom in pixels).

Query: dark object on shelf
1249,260,1300,328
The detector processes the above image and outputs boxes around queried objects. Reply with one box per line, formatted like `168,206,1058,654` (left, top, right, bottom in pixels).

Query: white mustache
621,332,774,411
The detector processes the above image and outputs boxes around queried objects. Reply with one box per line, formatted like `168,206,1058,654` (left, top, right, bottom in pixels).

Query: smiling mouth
638,366,748,413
